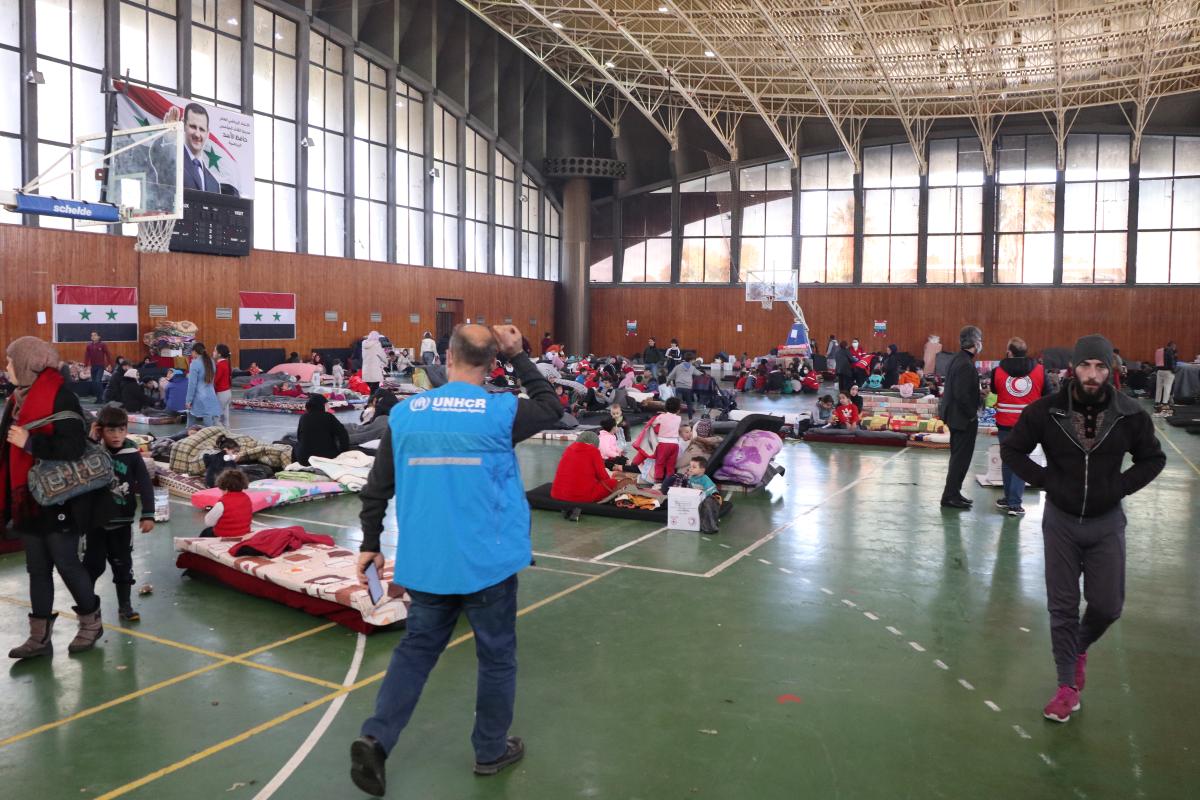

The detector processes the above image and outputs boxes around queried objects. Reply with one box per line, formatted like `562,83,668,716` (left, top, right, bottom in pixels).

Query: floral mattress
189,478,352,511
174,535,410,630
231,397,355,414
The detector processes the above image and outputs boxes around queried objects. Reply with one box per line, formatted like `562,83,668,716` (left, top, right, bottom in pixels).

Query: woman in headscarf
344,390,398,446
2,336,107,659
361,331,387,396
186,342,222,427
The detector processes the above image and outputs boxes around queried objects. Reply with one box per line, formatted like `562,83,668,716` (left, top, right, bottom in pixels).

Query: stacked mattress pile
142,320,197,357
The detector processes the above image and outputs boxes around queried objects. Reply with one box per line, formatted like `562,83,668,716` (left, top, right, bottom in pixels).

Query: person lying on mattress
344,391,398,446
203,436,243,488
551,431,636,513
200,469,252,538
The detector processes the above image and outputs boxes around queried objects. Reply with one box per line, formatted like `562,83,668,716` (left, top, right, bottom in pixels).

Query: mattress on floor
175,535,409,633
127,411,185,425
802,428,908,447
526,482,733,523
156,468,208,498
232,397,355,414
189,478,352,511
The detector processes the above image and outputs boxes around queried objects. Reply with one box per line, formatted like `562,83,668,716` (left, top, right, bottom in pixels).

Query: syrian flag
53,285,138,343
239,292,296,340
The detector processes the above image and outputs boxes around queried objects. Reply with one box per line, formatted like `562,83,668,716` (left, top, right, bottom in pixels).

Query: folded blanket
170,426,292,476
307,452,374,490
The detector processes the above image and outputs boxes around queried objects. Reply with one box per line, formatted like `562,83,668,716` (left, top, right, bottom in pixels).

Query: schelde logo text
52,204,93,217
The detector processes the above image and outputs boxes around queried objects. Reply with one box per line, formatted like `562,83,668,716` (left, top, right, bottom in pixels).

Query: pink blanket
713,430,783,485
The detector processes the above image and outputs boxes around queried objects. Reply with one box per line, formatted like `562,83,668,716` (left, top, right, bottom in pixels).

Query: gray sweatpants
1043,500,1127,687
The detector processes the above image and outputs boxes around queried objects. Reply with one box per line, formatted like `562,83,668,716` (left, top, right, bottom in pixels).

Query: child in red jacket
833,391,861,428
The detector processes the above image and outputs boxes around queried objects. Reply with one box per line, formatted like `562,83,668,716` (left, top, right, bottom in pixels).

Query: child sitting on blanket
863,365,885,390
608,403,631,442
816,395,835,426
200,469,253,538
598,416,627,469
833,391,861,428
688,457,721,534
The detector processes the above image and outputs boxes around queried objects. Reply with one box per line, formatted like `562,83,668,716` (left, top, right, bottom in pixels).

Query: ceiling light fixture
704,50,715,58
658,5,669,12
604,60,616,69
552,21,563,29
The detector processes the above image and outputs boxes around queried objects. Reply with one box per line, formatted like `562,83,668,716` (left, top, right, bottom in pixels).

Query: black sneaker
940,498,971,509
1007,505,1026,516
118,606,140,622
474,736,525,776
993,498,1010,511
350,735,387,796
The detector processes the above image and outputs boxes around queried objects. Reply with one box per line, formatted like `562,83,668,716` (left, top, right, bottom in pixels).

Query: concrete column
560,177,591,355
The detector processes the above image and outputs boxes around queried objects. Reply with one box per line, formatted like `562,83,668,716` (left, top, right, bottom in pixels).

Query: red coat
229,525,335,557
214,359,232,392
834,403,860,427
551,442,618,504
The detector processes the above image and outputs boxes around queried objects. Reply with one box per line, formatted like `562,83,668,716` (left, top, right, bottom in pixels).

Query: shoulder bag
22,411,115,506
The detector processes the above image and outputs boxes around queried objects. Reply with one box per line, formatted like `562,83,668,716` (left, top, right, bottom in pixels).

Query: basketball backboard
744,270,798,303
75,121,183,224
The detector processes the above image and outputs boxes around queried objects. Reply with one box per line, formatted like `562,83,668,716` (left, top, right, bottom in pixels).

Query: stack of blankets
860,394,948,434
142,320,198,357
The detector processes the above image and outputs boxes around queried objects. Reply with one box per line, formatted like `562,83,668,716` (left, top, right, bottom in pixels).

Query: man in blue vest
350,323,563,796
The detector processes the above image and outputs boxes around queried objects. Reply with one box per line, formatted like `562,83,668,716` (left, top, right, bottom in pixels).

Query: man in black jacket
939,325,983,508
641,338,663,378
1001,334,1165,724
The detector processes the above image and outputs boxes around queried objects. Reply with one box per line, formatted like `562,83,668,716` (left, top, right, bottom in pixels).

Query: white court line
1039,753,1056,767
819,588,834,596
934,659,949,671
908,641,925,652
531,551,707,578
841,599,857,608
252,632,367,800
701,447,909,578
778,567,793,574
590,526,668,562
863,612,879,621
1020,627,1031,632
757,558,772,565
984,700,1001,712
1013,724,1032,739
958,679,975,691
885,626,902,636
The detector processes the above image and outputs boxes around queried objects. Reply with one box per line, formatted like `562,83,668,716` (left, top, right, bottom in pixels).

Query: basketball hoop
760,296,774,310
133,218,178,253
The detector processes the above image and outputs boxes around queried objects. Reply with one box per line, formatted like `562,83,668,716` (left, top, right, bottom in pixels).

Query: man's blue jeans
361,574,518,763
996,427,1025,507
90,365,105,402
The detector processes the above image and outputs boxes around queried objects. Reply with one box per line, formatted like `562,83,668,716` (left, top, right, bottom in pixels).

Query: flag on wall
239,292,296,340
53,285,138,343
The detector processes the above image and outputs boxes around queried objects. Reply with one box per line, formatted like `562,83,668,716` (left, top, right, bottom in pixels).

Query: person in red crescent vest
851,352,876,387
989,336,1048,516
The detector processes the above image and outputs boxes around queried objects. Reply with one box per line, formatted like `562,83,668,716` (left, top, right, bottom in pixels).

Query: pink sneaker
1075,652,1088,691
1043,685,1081,723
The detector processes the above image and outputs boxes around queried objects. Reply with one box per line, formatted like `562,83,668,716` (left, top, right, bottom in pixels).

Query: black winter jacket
1000,382,1165,519
939,349,981,430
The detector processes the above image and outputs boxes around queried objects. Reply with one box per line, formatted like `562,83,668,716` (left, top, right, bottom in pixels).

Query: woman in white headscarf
361,331,387,395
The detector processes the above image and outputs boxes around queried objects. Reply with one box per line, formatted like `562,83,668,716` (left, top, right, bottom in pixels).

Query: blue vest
388,381,530,594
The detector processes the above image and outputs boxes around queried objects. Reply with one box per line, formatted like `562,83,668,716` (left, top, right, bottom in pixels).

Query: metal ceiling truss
461,0,1200,167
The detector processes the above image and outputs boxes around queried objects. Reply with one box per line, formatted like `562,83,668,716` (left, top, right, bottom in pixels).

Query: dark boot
349,736,387,796
116,584,139,622
67,604,104,654
8,614,56,660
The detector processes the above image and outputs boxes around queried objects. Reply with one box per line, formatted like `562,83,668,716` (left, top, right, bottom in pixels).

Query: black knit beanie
1071,334,1114,377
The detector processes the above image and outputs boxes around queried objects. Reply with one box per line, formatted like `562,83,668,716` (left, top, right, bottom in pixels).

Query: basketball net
760,296,774,310
134,218,178,253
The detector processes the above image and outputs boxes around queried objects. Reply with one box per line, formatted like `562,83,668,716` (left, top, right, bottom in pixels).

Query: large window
119,1,177,91
589,199,614,282
798,151,854,283
431,103,459,269
995,134,1056,283
191,0,241,108
621,187,672,282
352,54,387,260
251,5,297,251
1063,134,1129,284
464,126,489,272
305,31,345,257
679,172,732,283
494,152,516,276
34,0,106,230
543,202,561,282
1137,135,1200,283
862,144,919,283
0,0,22,225
927,138,984,283
739,161,793,284
520,172,540,278
394,79,424,265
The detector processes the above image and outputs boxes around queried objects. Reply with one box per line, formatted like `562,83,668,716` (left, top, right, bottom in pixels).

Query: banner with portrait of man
113,81,254,199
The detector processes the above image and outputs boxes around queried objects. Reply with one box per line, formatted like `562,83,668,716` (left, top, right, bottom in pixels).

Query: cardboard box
667,487,703,532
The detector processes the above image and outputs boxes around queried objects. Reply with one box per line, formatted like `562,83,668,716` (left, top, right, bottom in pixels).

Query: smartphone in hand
365,561,384,605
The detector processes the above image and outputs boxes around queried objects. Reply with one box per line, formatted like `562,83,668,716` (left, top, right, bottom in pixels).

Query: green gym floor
1,393,1198,799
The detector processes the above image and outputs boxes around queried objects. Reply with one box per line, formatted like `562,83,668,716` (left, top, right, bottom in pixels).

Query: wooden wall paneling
590,285,1200,365
0,226,556,364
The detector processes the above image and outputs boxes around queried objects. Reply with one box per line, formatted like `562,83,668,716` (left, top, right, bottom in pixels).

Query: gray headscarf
576,431,600,447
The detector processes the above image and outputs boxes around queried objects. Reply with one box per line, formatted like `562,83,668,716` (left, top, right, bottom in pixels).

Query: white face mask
852,341,859,347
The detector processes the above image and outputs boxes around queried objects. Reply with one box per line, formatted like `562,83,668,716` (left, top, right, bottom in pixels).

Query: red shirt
550,442,618,504
83,341,112,368
214,359,232,392
214,491,253,537
834,403,860,427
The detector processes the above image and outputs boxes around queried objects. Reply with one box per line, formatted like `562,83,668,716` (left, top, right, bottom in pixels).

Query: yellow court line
0,594,341,688
1156,421,1200,478
95,567,620,800
0,622,337,749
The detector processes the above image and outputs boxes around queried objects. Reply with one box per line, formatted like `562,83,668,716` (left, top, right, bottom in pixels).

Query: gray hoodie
667,361,696,389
